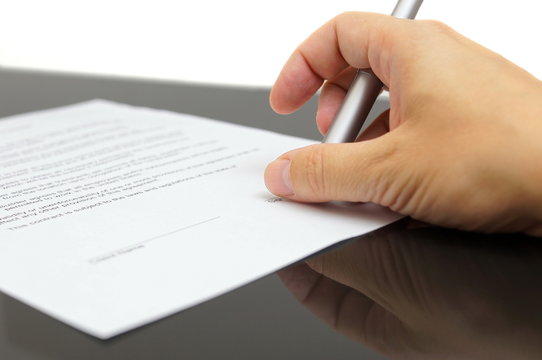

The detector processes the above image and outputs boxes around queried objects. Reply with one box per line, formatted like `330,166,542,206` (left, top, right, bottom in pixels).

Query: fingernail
265,159,294,197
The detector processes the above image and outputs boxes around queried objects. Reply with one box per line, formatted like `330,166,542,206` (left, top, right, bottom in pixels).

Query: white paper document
0,100,401,339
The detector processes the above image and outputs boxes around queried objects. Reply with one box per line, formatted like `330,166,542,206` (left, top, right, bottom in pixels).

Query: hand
279,223,542,359
264,12,542,235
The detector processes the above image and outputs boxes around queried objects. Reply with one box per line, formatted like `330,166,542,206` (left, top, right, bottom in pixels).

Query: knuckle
330,12,355,30
305,256,324,274
300,145,329,198
419,19,453,35
335,11,358,21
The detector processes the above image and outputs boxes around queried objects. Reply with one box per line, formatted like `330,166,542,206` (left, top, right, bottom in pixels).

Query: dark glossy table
1,68,541,360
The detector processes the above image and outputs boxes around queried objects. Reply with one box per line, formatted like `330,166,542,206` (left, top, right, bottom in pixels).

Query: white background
0,0,541,87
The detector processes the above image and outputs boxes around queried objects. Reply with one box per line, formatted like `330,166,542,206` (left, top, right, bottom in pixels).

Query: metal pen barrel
322,0,423,143
391,0,424,19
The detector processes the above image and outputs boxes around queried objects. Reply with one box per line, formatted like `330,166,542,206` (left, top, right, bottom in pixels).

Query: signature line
88,216,221,264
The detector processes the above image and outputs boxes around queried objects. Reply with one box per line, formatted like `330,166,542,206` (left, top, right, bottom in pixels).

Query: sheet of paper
0,100,401,339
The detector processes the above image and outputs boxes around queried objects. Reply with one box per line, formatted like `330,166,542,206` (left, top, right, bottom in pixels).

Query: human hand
264,13,542,235
279,223,542,359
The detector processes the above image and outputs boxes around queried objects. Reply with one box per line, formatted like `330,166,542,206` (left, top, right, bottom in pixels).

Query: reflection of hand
264,13,542,235
279,224,542,359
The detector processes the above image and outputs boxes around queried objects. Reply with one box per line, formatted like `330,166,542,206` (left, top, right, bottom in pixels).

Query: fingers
316,67,358,135
304,236,392,306
269,51,326,114
278,263,393,346
357,109,391,142
264,131,407,206
270,12,408,114
278,261,423,356
278,262,355,327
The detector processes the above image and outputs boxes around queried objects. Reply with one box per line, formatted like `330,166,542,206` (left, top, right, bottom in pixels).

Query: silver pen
322,0,424,143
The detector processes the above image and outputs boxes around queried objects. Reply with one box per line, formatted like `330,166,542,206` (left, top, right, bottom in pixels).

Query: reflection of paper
0,100,401,339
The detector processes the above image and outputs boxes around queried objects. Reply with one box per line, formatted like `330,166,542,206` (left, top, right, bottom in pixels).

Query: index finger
269,12,406,114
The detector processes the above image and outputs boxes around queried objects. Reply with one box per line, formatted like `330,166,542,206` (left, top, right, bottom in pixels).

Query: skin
263,12,542,359
264,12,542,236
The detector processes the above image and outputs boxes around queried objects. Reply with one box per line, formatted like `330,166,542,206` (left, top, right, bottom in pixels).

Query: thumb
264,134,407,205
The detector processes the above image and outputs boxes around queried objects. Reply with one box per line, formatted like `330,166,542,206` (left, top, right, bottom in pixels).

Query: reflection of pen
323,0,424,143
